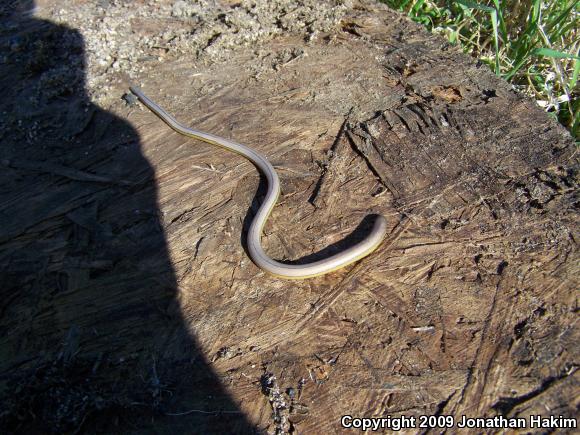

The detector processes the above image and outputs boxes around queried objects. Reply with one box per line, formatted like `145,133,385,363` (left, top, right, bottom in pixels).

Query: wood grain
1,1,577,433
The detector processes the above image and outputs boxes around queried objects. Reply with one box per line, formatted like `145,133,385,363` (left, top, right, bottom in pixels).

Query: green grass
381,0,579,139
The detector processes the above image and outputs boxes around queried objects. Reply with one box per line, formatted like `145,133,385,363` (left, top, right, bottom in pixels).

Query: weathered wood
1,0,577,433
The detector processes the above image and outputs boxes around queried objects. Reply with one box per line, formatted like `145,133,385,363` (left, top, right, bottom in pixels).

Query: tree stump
1,0,577,433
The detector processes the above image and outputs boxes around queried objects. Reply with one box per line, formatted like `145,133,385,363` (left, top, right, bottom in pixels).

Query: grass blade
381,0,578,137
532,48,580,60
490,0,507,42
545,1,577,34
490,9,499,74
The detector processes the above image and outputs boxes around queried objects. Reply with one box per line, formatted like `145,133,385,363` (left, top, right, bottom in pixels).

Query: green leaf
411,0,426,15
531,0,541,21
532,48,580,60
449,29,458,44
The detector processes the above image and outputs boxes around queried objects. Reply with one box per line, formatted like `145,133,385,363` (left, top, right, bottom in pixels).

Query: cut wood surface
0,1,577,433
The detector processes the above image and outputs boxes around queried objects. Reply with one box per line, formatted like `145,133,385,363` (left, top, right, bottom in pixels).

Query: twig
166,409,243,416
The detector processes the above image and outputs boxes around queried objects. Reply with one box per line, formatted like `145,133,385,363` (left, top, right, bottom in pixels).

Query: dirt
30,0,350,105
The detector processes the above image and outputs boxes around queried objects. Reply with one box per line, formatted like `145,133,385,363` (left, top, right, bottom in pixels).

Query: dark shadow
283,214,383,265
0,1,256,433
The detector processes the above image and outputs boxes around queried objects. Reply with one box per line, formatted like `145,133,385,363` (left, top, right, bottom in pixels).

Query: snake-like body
130,86,388,279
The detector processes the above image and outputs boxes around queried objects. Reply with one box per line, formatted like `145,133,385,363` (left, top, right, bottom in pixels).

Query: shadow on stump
0,1,256,433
